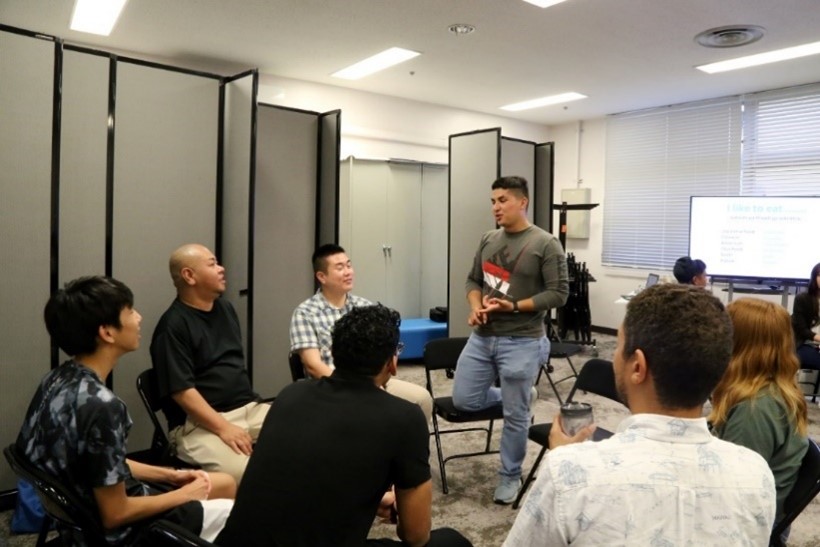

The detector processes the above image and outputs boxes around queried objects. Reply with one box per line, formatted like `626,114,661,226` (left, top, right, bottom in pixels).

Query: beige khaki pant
172,401,270,485
385,378,433,423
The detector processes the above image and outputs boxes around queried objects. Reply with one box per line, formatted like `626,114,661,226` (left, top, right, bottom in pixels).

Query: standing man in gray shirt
452,176,569,504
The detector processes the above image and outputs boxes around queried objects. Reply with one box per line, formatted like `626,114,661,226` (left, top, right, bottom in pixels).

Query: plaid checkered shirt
289,290,372,368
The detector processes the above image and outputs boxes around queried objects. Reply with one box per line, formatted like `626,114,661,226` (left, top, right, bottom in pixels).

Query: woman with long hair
710,297,809,525
793,262,820,369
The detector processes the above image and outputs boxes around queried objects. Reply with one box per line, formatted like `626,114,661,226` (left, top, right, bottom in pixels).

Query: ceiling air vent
695,25,765,48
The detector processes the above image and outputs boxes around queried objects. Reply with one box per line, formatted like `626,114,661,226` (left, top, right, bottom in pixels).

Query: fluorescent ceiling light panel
696,40,820,74
332,47,420,80
521,0,570,8
70,0,128,36
500,92,587,111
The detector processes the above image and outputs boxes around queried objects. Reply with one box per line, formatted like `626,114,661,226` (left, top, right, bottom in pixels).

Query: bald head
169,244,211,288
167,244,226,309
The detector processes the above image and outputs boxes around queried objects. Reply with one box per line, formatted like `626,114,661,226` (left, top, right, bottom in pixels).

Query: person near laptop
673,256,708,286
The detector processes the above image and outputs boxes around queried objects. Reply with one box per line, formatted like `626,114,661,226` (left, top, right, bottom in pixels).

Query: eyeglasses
396,342,405,356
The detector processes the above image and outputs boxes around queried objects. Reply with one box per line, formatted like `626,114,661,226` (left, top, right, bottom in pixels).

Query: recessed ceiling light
500,92,587,111
695,25,765,48
448,24,476,36
70,0,128,36
521,0,570,8
696,40,820,74
332,47,421,80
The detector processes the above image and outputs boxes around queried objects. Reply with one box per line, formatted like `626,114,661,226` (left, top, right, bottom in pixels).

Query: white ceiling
2,0,820,125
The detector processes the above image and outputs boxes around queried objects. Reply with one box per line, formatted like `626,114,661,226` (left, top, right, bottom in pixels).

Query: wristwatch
512,300,520,313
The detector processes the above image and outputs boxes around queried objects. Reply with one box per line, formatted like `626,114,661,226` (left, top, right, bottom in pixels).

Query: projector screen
689,196,820,282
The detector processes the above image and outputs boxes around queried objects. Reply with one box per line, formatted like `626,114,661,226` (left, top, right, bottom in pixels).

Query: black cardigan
792,291,819,346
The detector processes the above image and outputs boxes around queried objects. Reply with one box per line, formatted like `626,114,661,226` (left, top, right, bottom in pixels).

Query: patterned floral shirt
17,360,146,544
505,414,776,546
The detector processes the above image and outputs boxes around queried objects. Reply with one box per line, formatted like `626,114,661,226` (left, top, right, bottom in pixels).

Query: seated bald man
151,244,269,484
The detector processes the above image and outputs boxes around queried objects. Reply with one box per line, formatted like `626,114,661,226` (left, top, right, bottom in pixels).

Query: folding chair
4,443,132,546
770,438,820,546
135,369,197,468
147,519,215,547
288,352,307,382
513,358,623,508
536,341,583,405
424,337,504,494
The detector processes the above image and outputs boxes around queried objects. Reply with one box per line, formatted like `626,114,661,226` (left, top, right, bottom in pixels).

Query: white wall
258,74,551,163
551,118,797,331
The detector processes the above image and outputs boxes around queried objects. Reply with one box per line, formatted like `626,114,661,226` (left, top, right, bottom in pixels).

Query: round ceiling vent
695,25,765,48
448,23,476,36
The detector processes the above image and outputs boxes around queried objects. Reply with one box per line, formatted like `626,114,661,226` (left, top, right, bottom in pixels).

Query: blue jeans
452,333,548,479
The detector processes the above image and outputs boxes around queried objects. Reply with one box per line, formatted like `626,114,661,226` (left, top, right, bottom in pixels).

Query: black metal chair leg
513,444,549,509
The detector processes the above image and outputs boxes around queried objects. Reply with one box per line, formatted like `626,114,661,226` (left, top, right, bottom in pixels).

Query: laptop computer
621,273,660,300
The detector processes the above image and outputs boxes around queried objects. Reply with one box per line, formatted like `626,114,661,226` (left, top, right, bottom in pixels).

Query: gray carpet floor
3,333,820,546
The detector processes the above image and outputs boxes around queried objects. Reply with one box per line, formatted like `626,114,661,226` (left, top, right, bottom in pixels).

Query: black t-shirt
216,371,431,547
150,298,258,429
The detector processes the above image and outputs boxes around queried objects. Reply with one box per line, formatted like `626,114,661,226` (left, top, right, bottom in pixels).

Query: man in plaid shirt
289,244,433,420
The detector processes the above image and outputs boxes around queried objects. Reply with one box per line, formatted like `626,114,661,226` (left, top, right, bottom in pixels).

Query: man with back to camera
18,276,235,544
289,243,433,421
217,304,473,547
673,255,708,286
151,243,269,484
452,175,569,504
504,284,776,546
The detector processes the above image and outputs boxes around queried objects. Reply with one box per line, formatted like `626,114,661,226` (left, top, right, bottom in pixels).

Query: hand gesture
178,474,211,501
218,423,253,456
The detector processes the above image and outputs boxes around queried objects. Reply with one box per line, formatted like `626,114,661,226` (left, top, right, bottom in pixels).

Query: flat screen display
689,196,820,282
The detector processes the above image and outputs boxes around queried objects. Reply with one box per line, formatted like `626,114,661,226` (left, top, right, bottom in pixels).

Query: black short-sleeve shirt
216,371,431,547
150,298,258,428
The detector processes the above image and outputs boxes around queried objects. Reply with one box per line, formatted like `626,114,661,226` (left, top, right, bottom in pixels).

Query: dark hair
622,283,732,409
807,262,820,320
312,243,347,274
43,276,134,356
672,256,706,284
491,176,529,201
331,304,401,377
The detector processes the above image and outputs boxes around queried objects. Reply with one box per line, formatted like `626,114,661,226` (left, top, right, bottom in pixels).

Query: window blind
742,83,820,196
602,97,742,269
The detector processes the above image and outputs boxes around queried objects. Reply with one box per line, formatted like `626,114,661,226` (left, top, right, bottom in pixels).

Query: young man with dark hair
673,255,708,286
151,244,268,484
289,243,433,420
505,284,776,546
18,276,235,545
453,175,569,504
219,305,472,547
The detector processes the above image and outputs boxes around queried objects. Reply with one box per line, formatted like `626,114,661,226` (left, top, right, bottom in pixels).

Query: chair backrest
566,358,622,405
773,438,820,540
288,352,307,381
136,369,172,457
423,337,468,372
4,443,109,546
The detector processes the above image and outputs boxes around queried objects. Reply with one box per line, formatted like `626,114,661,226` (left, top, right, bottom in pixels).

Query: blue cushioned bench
399,318,447,360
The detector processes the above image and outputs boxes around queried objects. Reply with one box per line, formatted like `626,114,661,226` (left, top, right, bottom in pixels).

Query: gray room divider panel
112,62,220,452
533,142,555,233
222,73,256,355
448,129,500,338
60,49,109,282
318,111,341,246
501,137,536,224
0,31,54,490
253,105,317,396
